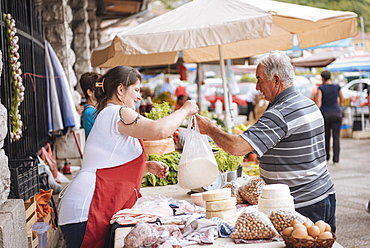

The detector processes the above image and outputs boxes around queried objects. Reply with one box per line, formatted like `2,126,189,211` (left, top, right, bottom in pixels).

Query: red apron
81,139,146,248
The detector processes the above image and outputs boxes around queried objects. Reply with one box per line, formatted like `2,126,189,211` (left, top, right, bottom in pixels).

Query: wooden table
114,184,343,248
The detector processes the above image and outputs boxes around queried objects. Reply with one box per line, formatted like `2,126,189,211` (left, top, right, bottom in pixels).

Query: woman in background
80,72,101,138
316,70,344,165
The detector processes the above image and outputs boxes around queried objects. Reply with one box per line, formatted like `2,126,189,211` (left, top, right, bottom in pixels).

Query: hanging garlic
4,13,24,141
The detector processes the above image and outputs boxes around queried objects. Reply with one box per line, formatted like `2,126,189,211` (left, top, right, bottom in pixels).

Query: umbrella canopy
292,50,349,68
91,0,272,67
326,53,370,72
91,0,358,68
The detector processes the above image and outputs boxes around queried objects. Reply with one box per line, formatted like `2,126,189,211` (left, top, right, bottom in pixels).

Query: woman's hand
145,161,169,179
180,100,199,116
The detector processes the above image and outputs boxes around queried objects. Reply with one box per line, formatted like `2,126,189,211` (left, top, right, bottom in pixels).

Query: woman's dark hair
80,72,101,101
95,66,142,113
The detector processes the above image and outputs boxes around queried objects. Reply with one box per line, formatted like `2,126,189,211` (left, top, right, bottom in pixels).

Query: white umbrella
92,0,358,67
93,0,273,132
91,0,358,131
91,0,272,67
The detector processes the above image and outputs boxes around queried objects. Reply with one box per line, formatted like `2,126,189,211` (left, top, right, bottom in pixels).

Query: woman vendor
58,66,199,248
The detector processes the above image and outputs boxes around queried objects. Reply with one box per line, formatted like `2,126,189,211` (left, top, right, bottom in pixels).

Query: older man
196,51,336,232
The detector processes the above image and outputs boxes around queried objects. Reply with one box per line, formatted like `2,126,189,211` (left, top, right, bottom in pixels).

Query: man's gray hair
256,51,295,88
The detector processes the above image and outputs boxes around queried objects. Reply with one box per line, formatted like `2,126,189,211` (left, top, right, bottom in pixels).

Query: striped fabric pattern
241,87,335,208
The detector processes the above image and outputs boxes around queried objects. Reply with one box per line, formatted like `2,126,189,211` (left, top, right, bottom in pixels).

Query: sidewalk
327,137,370,248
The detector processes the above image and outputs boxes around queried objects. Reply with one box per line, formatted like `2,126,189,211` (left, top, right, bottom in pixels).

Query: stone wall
0,50,9,206
42,0,77,89
70,0,92,90
0,41,27,248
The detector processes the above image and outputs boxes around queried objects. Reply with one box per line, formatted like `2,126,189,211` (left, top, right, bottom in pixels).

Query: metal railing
1,0,51,159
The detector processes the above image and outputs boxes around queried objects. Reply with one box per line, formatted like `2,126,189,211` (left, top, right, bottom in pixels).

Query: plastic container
8,158,39,201
215,99,223,115
143,138,175,155
190,192,205,208
32,222,50,248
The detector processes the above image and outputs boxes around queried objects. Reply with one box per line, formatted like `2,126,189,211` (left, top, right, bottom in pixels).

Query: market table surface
114,184,343,248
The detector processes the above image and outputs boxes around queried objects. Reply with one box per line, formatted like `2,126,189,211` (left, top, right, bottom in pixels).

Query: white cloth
58,105,143,226
182,217,218,245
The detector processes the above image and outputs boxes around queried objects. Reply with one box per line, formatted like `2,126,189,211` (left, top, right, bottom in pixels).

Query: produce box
25,197,38,248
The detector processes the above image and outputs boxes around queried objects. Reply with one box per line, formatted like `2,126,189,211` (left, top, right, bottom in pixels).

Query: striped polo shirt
241,87,335,208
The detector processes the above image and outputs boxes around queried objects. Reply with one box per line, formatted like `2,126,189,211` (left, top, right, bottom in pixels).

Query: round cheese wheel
202,188,231,202
260,184,291,198
206,197,236,211
206,207,237,220
258,195,294,208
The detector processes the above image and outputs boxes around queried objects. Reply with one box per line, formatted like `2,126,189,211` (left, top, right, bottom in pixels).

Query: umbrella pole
218,45,233,133
359,71,365,132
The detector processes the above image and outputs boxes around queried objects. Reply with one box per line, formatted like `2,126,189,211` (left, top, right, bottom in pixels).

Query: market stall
108,104,342,247
112,183,343,248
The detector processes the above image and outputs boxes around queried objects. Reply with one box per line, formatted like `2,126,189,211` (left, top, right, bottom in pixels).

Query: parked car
205,82,257,115
294,75,317,99
186,83,211,112
341,78,369,116
341,78,369,101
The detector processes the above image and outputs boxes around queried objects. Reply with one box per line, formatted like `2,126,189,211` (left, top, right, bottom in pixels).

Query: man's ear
274,74,280,84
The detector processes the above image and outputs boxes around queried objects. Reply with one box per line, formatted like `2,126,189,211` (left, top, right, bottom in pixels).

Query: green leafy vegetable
144,102,172,120
215,147,243,172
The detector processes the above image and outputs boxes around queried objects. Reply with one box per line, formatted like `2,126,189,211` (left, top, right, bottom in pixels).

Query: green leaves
215,147,243,172
144,102,172,120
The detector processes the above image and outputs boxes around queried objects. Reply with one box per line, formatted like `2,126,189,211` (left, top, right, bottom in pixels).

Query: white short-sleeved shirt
58,105,143,225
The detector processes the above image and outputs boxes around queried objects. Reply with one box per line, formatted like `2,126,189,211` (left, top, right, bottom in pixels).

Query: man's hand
195,114,216,135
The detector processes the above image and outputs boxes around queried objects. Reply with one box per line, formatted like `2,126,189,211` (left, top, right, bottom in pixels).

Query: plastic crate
8,158,39,201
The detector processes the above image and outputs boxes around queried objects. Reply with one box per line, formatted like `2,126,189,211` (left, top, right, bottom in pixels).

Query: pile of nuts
238,178,266,205
223,181,245,204
223,181,239,197
269,210,308,233
231,210,278,240
282,219,333,240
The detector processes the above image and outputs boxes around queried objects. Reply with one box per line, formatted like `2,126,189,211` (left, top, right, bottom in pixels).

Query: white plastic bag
177,116,219,189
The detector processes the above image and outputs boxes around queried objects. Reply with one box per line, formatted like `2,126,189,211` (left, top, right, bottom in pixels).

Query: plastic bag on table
231,207,279,240
177,116,219,189
124,222,182,248
133,195,171,209
223,181,246,204
238,177,266,205
269,209,310,233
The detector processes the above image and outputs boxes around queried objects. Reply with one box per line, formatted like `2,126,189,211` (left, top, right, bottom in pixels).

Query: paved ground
327,137,370,248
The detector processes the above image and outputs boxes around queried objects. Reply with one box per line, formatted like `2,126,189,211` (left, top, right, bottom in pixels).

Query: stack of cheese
202,188,237,221
258,184,294,214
